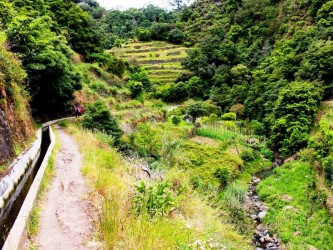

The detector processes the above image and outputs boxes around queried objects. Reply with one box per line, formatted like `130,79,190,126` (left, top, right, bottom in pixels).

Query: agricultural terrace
113,41,189,84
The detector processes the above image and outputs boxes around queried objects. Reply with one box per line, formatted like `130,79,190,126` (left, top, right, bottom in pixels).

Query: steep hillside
255,101,333,249
166,0,333,157
0,33,34,167
113,41,189,84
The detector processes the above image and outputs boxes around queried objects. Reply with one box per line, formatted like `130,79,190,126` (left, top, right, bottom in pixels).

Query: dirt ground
35,127,96,250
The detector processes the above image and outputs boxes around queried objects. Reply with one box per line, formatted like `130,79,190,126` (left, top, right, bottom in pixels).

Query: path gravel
36,127,94,250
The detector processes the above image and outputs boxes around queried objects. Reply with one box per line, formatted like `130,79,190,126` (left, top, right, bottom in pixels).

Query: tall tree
6,15,81,115
168,0,188,11
46,0,102,59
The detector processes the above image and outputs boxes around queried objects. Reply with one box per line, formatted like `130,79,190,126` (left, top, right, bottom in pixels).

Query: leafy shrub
202,100,222,116
137,28,151,41
150,22,170,40
222,121,236,130
260,146,274,161
269,81,322,157
127,80,144,98
250,120,265,135
187,76,206,97
209,113,219,122
158,82,189,102
82,101,123,144
214,167,230,187
308,120,333,159
171,115,181,125
298,148,315,162
132,123,160,157
322,156,333,181
127,65,151,90
187,101,208,122
133,181,181,217
240,150,256,162
160,135,183,167
201,114,219,124
167,28,186,44
221,112,236,121
153,99,165,108
169,107,185,116
90,52,126,78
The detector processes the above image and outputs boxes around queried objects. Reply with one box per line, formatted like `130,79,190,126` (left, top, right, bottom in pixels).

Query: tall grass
68,124,253,250
258,161,333,249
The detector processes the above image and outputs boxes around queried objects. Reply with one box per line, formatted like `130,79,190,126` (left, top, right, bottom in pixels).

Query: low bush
82,101,123,144
158,82,189,102
172,115,181,125
322,156,333,182
137,28,151,41
260,146,274,161
214,167,230,187
250,120,265,135
167,28,186,44
133,181,183,218
240,150,256,162
221,112,236,121
127,80,144,98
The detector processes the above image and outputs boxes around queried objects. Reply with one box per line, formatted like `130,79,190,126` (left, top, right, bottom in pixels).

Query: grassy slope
317,101,333,214
0,32,35,170
67,122,253,250
257,102,333,250
113,41,189,84
258,161,333,249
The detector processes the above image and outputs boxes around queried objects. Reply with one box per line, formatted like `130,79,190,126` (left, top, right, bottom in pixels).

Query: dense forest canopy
0,0,123,116
85,0,332,157
1,0,333,156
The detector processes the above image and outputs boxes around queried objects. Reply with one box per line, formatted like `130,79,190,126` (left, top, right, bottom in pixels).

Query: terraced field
113,41,189,84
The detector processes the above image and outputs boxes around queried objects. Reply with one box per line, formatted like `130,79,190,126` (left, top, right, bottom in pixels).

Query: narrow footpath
36,126,94,250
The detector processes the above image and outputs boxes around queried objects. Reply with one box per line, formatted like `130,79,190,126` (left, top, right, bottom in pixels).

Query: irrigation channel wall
1,118,73,250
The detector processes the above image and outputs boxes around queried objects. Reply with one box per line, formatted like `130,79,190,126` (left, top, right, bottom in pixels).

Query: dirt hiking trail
36,126,94,250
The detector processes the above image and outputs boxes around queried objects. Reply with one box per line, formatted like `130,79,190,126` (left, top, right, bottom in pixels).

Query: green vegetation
69,124,252,250
257,161,333,249
133,181,183,218
2,0,333,248
82,101,123,144
113,41,188,84
0,32,34,166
